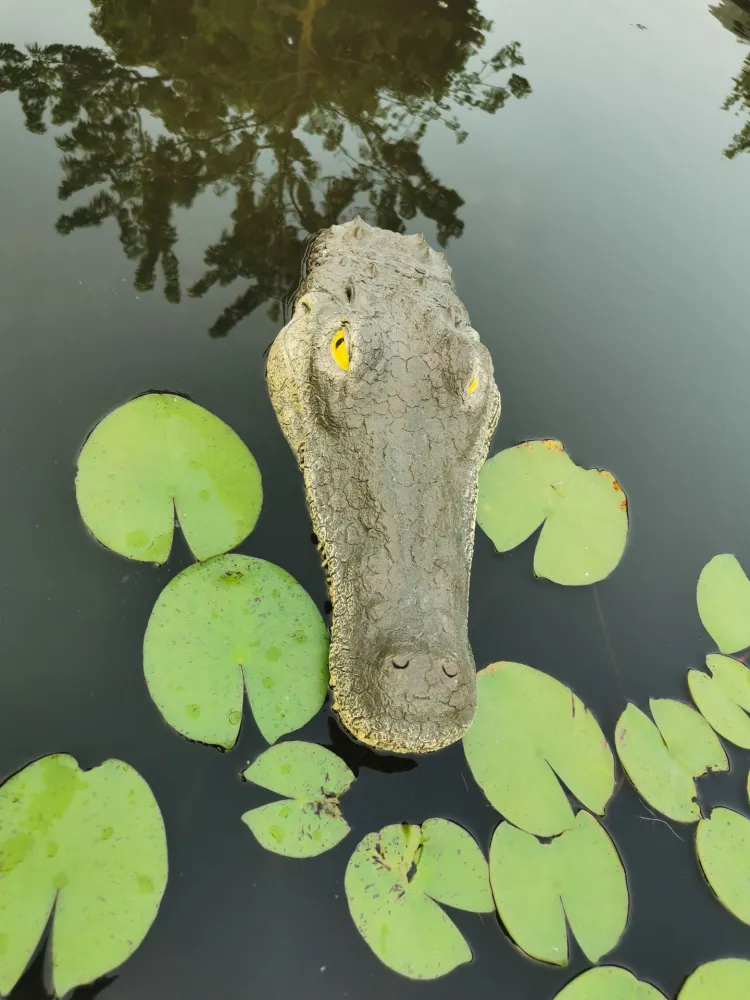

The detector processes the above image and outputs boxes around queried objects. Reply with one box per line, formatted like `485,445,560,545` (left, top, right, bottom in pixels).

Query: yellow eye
468,376,478,394
332,329,349,370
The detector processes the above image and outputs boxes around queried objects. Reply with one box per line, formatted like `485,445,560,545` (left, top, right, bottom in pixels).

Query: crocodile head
266,218,500,753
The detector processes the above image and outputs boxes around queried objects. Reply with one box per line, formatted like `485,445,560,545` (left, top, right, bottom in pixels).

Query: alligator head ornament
266,218,500,753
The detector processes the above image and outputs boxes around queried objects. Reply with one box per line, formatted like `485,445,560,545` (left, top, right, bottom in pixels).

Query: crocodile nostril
392,656,410,669
442,662,459,678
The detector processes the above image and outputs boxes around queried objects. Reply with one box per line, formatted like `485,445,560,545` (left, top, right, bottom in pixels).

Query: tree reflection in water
0,0,531,335
711,0,750,159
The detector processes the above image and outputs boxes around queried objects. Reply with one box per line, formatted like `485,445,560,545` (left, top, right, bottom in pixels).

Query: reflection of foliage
0,0,530,336
723,57,750,158
711,0,750,42
711,0,750,158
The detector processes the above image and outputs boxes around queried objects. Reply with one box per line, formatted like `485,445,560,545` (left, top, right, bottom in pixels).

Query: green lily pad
688,654,750,748
614,700,728,823
344,819,493,979
678,959,750,999
463,662,615,836
0,754,167,998
553,967,666,1000
477,440,628,585
489,810,628,966
144,554,329,749
695,808,750,925
409,818,494,913
696,554,750,654
76,393,262,563
241,742,354,858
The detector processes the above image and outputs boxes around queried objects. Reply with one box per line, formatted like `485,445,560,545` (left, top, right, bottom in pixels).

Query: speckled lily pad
696,808,750,925
678,958,750,999
0,754,167,998
696,554,750,654
463,662,615,836
477,439,628,585
553,966,665,1000
345,819,493,979
76,392,261,563
144,554,329,748
688,654,750,748
242,742,354,858
615,700,728,823
489,811,628,965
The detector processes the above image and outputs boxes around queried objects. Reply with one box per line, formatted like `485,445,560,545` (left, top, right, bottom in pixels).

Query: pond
1,0,750,997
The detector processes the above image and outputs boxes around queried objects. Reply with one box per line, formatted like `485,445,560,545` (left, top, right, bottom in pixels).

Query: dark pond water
2,0,750,997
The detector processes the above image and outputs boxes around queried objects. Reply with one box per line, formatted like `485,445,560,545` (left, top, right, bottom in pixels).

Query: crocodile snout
329,639,477,754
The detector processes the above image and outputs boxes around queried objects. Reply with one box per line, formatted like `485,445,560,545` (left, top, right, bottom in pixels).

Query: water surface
2,0,750,997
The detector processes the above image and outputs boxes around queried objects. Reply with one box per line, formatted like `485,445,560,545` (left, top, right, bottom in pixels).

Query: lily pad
477,439,628,585
241,742,354,858
695,808,750,925
688,654,750,748
344,819,493,979
489,810,628,965
76,393,262,563
678,959,750,999
696,554,750,654
463,662,615,836
614,700,728,823
144,554,329,749
553,967,666,1000
0,754,167,998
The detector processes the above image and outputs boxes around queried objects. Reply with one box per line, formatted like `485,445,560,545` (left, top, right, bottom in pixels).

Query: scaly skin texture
266,218,500,753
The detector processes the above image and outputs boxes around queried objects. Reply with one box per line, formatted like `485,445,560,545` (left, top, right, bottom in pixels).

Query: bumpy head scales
266,217,500,753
